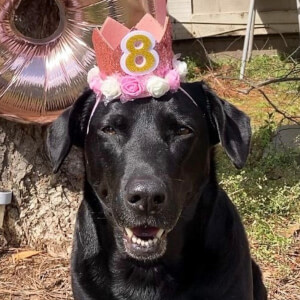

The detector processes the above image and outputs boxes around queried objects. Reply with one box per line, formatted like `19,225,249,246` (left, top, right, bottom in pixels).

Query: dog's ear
46,89,95,173
202,83,251,169
182,81,251,169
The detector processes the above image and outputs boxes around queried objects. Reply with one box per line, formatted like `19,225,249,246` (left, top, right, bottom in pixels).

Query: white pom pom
146,76,170,98
87,66,100,83
101,76,121,101
173,55,188,80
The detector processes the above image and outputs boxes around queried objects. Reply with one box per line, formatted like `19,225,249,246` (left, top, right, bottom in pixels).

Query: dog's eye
176,126,192,136
102,126,116,135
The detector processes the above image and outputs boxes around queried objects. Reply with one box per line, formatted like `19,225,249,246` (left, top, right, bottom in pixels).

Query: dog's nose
125,177,167,214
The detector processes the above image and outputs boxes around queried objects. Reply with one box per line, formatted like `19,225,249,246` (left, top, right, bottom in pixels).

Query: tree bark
0,119,83,257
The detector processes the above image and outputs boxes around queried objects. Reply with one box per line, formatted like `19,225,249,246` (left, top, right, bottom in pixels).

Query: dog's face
84,92,210,260
47,82,251,261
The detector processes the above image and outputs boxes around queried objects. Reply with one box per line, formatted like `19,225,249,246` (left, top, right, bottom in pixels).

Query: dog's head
47,81,251,261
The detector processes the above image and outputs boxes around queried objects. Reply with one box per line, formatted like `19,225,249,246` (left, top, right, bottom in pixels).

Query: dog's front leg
71,200,114,300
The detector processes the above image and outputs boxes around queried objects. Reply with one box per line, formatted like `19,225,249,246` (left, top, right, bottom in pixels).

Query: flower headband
87,53,188,105
86,1,191,131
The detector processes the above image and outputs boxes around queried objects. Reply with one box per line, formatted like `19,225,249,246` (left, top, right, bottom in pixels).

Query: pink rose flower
165,69,180,91
120,76,144,100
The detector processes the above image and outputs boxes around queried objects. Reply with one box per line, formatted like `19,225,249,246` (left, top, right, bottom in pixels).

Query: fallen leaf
12,250,42,262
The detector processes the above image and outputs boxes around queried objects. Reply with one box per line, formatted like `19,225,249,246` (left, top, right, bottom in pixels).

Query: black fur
47,81,267,300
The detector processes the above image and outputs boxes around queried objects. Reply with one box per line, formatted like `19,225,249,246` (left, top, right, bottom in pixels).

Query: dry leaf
12,250,42,262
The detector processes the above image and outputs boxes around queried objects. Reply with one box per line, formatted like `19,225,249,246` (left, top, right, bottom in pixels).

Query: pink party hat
87,0,188,104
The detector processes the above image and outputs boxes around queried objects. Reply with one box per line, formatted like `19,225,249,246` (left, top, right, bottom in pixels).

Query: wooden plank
172,23,299,39
193,0,248,14
192,0,297,14
170,10,299,39
191,10,299,25
168,0,191,22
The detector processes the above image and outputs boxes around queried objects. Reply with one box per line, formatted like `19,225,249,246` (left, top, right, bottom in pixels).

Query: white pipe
247,7,256,62
0,190,12,228
240,0,256,79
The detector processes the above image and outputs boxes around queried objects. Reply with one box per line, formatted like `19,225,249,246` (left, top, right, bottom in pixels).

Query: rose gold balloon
0,0,163,123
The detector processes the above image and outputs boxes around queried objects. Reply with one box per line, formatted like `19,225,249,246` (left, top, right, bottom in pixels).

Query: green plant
185,53,300,287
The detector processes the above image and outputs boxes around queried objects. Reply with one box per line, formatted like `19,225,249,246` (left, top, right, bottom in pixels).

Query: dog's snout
125,178,167,214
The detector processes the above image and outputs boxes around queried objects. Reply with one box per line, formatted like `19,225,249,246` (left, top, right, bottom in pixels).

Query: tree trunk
0,119,83,257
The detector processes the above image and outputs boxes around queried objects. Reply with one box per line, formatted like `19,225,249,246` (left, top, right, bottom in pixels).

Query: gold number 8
120,31,159,75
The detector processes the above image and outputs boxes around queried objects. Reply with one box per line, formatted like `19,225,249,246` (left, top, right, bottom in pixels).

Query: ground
0,54,299,299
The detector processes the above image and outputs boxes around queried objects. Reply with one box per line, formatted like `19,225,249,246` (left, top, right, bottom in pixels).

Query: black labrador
47,81,267,300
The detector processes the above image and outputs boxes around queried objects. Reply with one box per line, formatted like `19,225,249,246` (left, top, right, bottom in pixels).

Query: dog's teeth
125,228,133,238
156,229,164,239
129,232,161,247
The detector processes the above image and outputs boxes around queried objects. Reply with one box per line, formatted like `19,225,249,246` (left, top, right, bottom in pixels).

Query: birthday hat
87,0,188,104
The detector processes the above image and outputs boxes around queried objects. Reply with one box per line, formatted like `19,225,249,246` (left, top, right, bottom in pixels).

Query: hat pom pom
146,76,170,98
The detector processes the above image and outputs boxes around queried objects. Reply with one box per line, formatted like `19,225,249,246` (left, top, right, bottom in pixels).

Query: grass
185,54,299,128
217,126,300,294
185,54,300,294
217,133,300,262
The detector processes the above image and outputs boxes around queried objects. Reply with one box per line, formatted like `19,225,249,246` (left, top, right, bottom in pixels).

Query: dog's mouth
123,226,167,260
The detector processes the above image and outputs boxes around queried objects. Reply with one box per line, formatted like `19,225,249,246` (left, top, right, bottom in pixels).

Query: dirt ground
0,248,72,300
0,233,299,300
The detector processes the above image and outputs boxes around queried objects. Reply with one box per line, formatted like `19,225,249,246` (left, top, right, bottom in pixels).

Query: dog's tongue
132,226,159,238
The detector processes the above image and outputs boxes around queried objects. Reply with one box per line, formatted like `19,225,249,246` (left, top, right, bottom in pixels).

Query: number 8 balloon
0,0,165,123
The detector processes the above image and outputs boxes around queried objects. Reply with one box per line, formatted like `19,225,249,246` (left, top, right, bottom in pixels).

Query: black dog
47,81,267,300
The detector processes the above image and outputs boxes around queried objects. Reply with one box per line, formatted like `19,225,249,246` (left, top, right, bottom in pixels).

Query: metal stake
240,0,256,79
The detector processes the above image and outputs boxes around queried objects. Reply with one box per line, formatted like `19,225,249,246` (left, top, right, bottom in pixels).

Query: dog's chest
110,262,178,300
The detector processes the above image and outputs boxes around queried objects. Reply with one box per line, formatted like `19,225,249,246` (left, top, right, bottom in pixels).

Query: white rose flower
173,55,188,80
101,76,121,101
146,76,170,98
87,66,100,83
